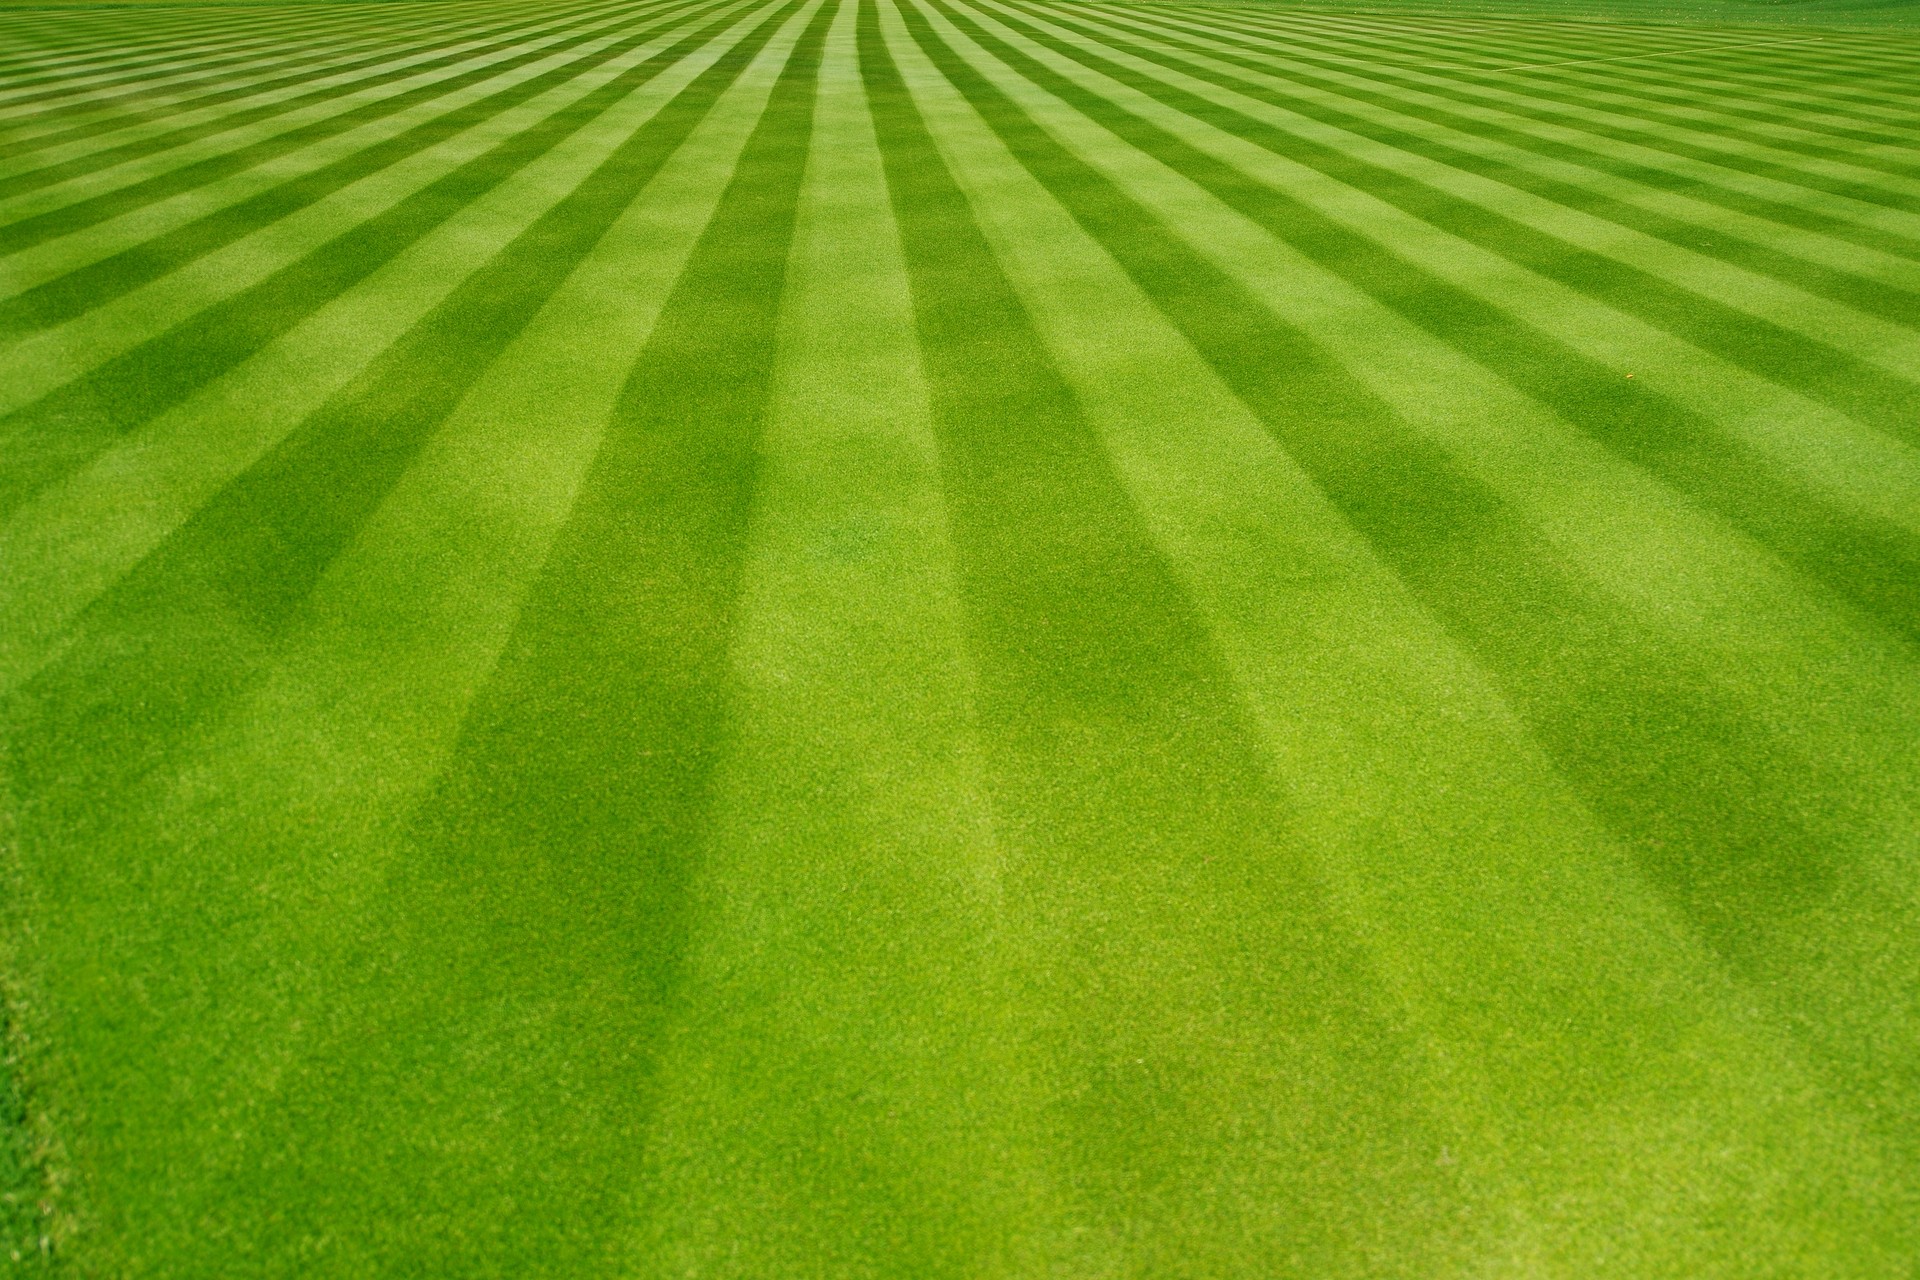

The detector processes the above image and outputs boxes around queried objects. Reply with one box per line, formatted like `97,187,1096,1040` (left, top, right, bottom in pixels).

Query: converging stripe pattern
1,0,1917,1273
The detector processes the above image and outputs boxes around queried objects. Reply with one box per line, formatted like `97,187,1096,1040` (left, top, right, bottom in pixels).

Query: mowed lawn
2,0,1919,1272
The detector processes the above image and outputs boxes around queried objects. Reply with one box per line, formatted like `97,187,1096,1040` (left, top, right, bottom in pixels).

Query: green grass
2,0,1918,1272
1155,0,1920,30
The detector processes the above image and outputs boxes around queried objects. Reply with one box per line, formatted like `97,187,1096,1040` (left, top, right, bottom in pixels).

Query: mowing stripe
0,60,747,702
616,6,1049,1268
1465,39,1917,103
925,0,1920,644
0,0,710,307
1167,4,1920,124
0,43,722,426
0,0,647,125
1468,44,1920,148
898,0,1920,1170
981,3,1920,395
0,4,587,134
0,7,768,719
0,0,563,54
0,0,572,69
902,15,1916,1265
0,34,814,1251
987,8,1920,777
1534,50,1920,126
1064,4,1920,263
1482,75,1920,190
4,0,1919,1271
862,1,1473,1269
0,14,818,1272
285,3,837,1272
997,9,1920,413
0,0,758,520
0,26,449,134
1095,3,1920,135
0,2,624,182
1316,14,1874,97
1132,6,1920,214
0,0,801,836
1000,2,1920,329
1479,37,1828,72
0,0,553,116
891,0,1849,962
0,0,723,339
0,8,412,93
0,0,673,227
0,0,473,59
0,0,634,161
1097,5,1920,172
1199,6,1920,124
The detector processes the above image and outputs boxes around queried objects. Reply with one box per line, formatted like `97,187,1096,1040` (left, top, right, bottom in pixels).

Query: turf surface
2,0,1919,1272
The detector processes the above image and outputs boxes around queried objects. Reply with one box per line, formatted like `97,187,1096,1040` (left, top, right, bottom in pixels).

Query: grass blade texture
2,0,1917,1272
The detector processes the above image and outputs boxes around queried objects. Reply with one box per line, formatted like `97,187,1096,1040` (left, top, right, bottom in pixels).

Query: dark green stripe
927,0,1920,644
0,0,718,341
860,0,1457,1262
0,0,751,519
